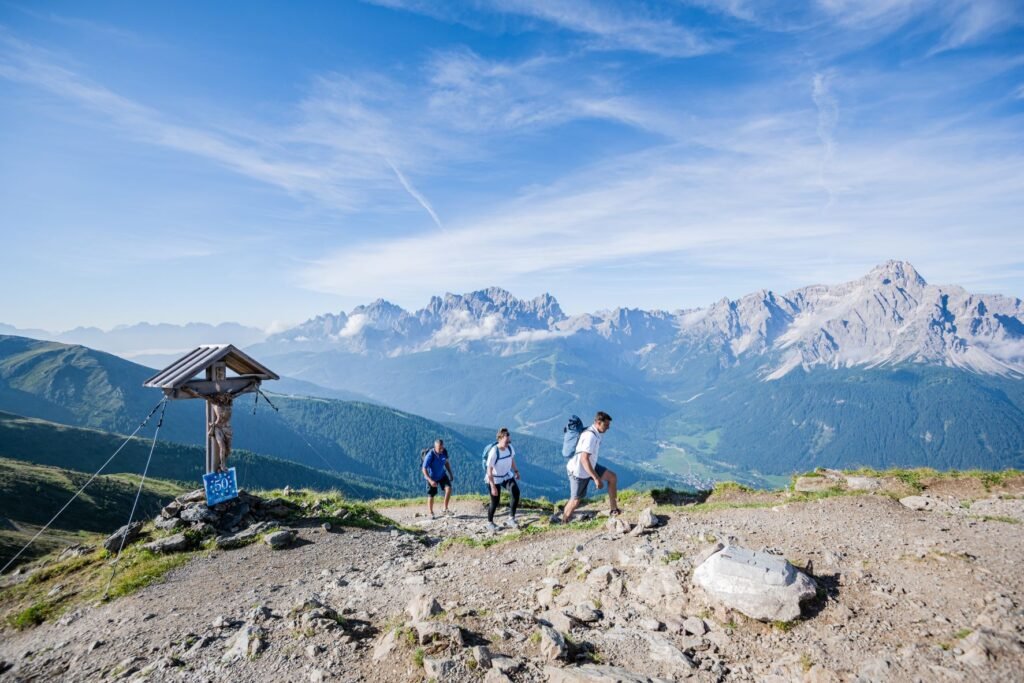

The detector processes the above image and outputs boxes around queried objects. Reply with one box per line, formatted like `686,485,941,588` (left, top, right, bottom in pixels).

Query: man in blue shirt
422,439,454,518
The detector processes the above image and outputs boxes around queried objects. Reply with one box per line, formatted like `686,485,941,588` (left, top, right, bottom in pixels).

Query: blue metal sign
203,467,239,506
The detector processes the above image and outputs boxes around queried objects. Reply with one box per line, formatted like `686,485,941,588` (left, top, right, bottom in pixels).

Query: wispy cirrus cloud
365,0,720,57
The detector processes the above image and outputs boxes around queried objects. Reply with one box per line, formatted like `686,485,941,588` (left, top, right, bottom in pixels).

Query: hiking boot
506,516,518,528
548,513,563,525
486,522,499,531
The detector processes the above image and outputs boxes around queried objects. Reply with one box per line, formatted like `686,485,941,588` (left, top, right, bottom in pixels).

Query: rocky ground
1,473,1023,682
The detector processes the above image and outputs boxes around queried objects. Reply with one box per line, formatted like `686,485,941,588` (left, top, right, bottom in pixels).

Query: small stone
683,616,708,636
321,522,332,532
639,618,664,631
265,529,298,549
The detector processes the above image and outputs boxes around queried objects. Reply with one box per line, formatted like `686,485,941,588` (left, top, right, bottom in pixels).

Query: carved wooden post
205,362,227,474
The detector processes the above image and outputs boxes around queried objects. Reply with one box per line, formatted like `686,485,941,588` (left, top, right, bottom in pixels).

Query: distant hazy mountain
251,262,1024,481
0,322,267,366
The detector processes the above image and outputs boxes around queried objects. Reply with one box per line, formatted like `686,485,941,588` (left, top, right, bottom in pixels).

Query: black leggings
487,480,520,522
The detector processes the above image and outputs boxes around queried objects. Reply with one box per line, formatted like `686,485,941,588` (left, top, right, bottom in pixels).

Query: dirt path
1,486,1022,682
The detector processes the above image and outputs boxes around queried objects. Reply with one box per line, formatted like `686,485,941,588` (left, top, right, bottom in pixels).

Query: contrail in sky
386,158,443,230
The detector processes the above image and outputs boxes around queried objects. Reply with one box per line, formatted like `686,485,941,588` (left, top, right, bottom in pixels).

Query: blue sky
1,1,1022,331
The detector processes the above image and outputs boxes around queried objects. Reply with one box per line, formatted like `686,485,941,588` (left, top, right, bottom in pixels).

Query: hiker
422,439,453,518
562,411,617,523
484,427,521,530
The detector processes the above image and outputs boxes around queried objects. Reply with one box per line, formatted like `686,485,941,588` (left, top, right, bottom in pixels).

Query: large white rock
692,546,817,622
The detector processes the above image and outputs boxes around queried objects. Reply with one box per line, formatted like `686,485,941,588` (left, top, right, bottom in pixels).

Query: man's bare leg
603,470,619,511
427,494,435,516
562,497,581,523
443,486,452,513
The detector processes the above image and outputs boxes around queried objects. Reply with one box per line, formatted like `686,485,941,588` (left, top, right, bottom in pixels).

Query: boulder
540,609,574,633
898,495,957,513
221,624,265,663
154,516,183,531
180,503,218,524
637,507,661,528
544,664,664,682
103,522,144,553
646,634,696,668
415,622,463,647
956,628,1024,667
844,476,880,492
471,645,492,669
177,489,206,504
537,625,567,661
570,604,601,624
160,501,182,518
215,522,271,550
631,565,688,613
371,629,399,662
406,594,442,622
264,529,297,549
693,545,817,622
142,533,191,554
423,657,456,679
606,517,631,535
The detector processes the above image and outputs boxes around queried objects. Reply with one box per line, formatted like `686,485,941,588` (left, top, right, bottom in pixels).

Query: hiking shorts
427,475,452,496
568,464,608,500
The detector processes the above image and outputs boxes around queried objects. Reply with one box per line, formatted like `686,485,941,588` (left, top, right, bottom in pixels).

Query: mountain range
247,261,1024,483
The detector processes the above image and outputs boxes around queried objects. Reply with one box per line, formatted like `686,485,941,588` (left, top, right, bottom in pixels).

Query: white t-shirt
567,428,601,479
485,445,515,483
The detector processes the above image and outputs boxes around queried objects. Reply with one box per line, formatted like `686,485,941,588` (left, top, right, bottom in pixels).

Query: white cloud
337,314,370,338
811,70,840,205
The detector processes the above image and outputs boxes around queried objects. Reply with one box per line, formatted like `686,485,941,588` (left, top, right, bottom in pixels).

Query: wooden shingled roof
142,344,279,389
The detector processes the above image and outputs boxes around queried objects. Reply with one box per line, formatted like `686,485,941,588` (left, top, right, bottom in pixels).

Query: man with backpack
562,411,618,523
422,439,453,518
484,427,521,531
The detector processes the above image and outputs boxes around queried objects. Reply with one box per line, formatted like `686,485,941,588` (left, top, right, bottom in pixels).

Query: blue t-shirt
423,448,448,481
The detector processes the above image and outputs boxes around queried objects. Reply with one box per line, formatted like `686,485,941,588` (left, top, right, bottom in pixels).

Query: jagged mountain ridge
263,261,1024,378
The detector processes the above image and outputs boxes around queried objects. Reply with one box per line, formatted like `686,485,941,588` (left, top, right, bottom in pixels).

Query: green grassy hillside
0,457,185,568
0,411,389,499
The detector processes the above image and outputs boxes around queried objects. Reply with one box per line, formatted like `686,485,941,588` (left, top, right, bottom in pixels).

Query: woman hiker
484,427,521,531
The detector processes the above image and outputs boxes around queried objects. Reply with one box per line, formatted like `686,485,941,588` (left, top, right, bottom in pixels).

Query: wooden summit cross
143,345,279,475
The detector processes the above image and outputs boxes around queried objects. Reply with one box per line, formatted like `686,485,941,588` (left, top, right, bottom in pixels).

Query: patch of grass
8,600,59,629
800,653,813,673
664,551,683,563
615,489,647,506
529,630,542,645
104,549,193,599
1,531,201,628
955,628,973,639
772,620,795,632
412,647,425,667
714,481,755,493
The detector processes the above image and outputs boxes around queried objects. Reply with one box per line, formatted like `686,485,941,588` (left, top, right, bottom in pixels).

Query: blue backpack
562,415,587,458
